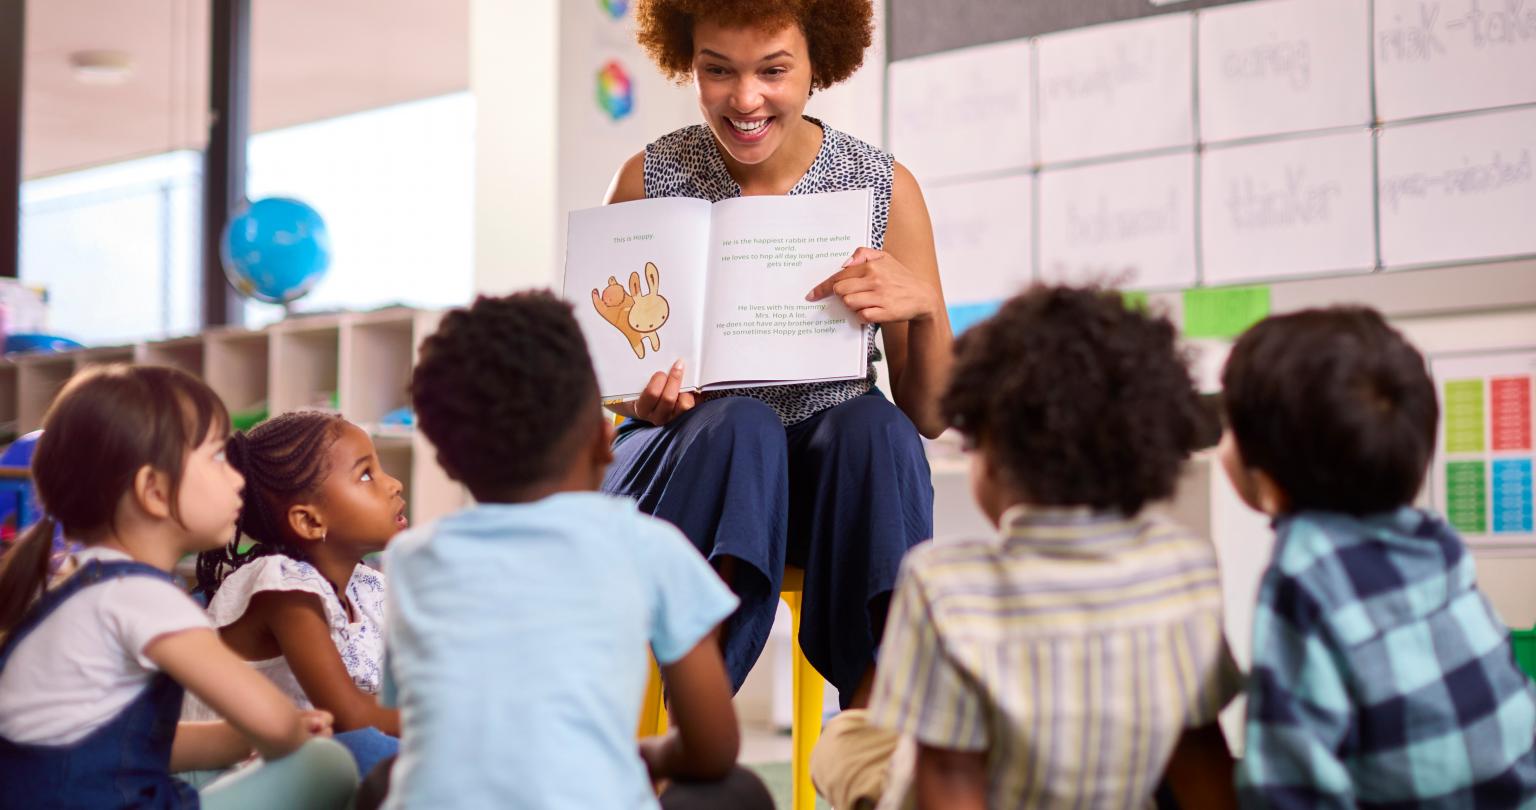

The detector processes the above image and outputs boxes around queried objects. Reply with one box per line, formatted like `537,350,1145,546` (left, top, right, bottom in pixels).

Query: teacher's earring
320,530,327,544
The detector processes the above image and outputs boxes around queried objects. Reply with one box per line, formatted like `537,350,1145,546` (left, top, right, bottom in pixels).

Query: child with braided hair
0,365,356,809
185,410,408,780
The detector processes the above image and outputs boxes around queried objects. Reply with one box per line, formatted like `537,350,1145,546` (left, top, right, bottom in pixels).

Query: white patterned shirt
182,554,387,720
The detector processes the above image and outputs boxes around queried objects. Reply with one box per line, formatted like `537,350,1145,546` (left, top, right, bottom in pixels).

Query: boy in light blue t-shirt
371,292,773,810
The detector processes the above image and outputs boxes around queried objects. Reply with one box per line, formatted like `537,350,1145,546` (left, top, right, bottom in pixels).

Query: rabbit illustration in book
591,262,668,359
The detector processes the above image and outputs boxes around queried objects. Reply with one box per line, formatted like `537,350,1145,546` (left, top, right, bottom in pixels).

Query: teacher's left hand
806,247,940,325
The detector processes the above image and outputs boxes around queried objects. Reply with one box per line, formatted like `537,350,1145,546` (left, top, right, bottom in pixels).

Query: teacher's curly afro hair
634,0,874,91
410,291,599,499
941,285,1213,516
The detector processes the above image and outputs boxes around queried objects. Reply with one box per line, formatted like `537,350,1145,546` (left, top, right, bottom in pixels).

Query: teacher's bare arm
605,151,647,206
879,162,952,439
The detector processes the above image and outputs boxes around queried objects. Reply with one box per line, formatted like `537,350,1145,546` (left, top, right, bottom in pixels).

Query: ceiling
22,0,470,179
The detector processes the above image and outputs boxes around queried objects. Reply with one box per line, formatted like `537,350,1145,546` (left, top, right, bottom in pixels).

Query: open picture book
563,189,874,402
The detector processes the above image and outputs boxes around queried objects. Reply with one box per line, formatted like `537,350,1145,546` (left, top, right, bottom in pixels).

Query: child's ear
286,503,327,543
594,414,616,468
1217,430,1290,516
1250,469,1291,516
132,465,174,520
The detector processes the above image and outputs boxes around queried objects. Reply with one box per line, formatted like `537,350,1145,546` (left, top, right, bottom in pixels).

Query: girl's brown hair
0,364,229,636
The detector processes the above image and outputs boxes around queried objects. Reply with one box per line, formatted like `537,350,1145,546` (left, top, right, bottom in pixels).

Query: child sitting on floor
189,411,407,778
370,292,773,809
0,365,355,809
812,285,1243,810
1219,307,1536,807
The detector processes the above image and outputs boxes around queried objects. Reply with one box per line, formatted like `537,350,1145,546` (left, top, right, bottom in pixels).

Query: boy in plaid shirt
1219,307,1536,807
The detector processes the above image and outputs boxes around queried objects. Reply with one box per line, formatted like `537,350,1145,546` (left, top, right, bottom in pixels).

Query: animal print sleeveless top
643,117,891,425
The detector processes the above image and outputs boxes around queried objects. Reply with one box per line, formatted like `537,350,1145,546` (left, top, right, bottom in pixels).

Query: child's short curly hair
634,0,873,90
411,292,599,499
941,286,1211,516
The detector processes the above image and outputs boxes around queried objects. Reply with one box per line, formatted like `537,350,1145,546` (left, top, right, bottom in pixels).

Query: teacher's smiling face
691,20,814,167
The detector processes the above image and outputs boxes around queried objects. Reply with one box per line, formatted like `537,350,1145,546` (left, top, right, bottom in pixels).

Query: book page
564,197,711,401
699,189,872,387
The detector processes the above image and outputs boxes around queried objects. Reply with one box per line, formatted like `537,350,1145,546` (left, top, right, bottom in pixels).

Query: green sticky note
1182,285,1272,339
1444,380,1486,453
1122,290,1150,312
1445,461,1487,533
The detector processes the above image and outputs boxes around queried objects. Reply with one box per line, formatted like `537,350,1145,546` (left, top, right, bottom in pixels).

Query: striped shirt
867,506,1241,809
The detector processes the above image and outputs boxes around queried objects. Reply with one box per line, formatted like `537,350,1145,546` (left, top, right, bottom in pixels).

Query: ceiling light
69,50,135,85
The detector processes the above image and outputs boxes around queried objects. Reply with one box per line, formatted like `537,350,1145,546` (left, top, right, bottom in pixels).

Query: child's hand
638,734,674,785
299,709,335,738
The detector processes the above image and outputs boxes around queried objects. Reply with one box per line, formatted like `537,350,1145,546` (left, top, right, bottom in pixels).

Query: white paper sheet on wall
886,39,1033,183
1374,0,1536,122
1201,130,1377,283
1197,0,1371,142
1428,348,1536,548
1038,150,1197,289
1035,14,1195,165
1378,106,1536,268
926,173,1034,306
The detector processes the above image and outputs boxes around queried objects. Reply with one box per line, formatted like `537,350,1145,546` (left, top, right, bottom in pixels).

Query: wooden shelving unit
1,307,467,525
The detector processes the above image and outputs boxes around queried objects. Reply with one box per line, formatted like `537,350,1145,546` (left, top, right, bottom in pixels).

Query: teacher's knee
695,396,782,445
820,395,924,456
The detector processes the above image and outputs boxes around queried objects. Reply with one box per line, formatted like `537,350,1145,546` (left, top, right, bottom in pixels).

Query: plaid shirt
867,507,1241,809
1237,507,1536,808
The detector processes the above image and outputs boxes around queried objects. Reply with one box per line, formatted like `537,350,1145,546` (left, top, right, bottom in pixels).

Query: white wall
471,0,559,295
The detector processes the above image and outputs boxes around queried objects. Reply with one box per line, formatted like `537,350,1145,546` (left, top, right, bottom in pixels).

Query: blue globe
220,197,332,304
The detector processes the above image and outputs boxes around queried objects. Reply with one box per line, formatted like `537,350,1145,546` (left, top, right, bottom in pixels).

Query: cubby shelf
0,307,467,525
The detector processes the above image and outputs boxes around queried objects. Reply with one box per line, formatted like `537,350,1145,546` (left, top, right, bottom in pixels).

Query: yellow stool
638,567,824,810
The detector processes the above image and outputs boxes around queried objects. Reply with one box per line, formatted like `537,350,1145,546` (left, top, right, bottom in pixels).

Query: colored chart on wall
1428,349,1536,547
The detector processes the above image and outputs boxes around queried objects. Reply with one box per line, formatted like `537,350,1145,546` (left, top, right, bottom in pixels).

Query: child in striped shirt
812,285,1243,810
1219,307,1536,807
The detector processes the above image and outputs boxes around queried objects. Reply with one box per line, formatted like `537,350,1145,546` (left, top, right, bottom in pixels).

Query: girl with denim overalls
0,365,357,809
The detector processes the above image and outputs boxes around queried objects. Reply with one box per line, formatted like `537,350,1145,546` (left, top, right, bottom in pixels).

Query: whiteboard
1375,0,1536,122
1201,130,1376,283
1036,14,1195,165
887,39,1033,183
1197,0,1371,142
926,174,1034,305
1378,106,1536,268
1038,151,1197,289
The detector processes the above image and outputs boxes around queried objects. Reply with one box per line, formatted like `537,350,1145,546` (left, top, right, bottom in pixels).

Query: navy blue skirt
602,390,933,703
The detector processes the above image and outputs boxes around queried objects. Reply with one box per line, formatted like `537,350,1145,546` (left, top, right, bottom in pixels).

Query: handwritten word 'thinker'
1225,166,1341,229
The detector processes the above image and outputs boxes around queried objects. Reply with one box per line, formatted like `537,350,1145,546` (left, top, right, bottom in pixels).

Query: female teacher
603,0,952,709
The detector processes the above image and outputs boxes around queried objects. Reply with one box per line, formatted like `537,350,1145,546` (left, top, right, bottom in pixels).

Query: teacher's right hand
633,358,696,426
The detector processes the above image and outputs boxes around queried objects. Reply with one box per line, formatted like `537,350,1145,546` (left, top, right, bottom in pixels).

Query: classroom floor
740,723,830,810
